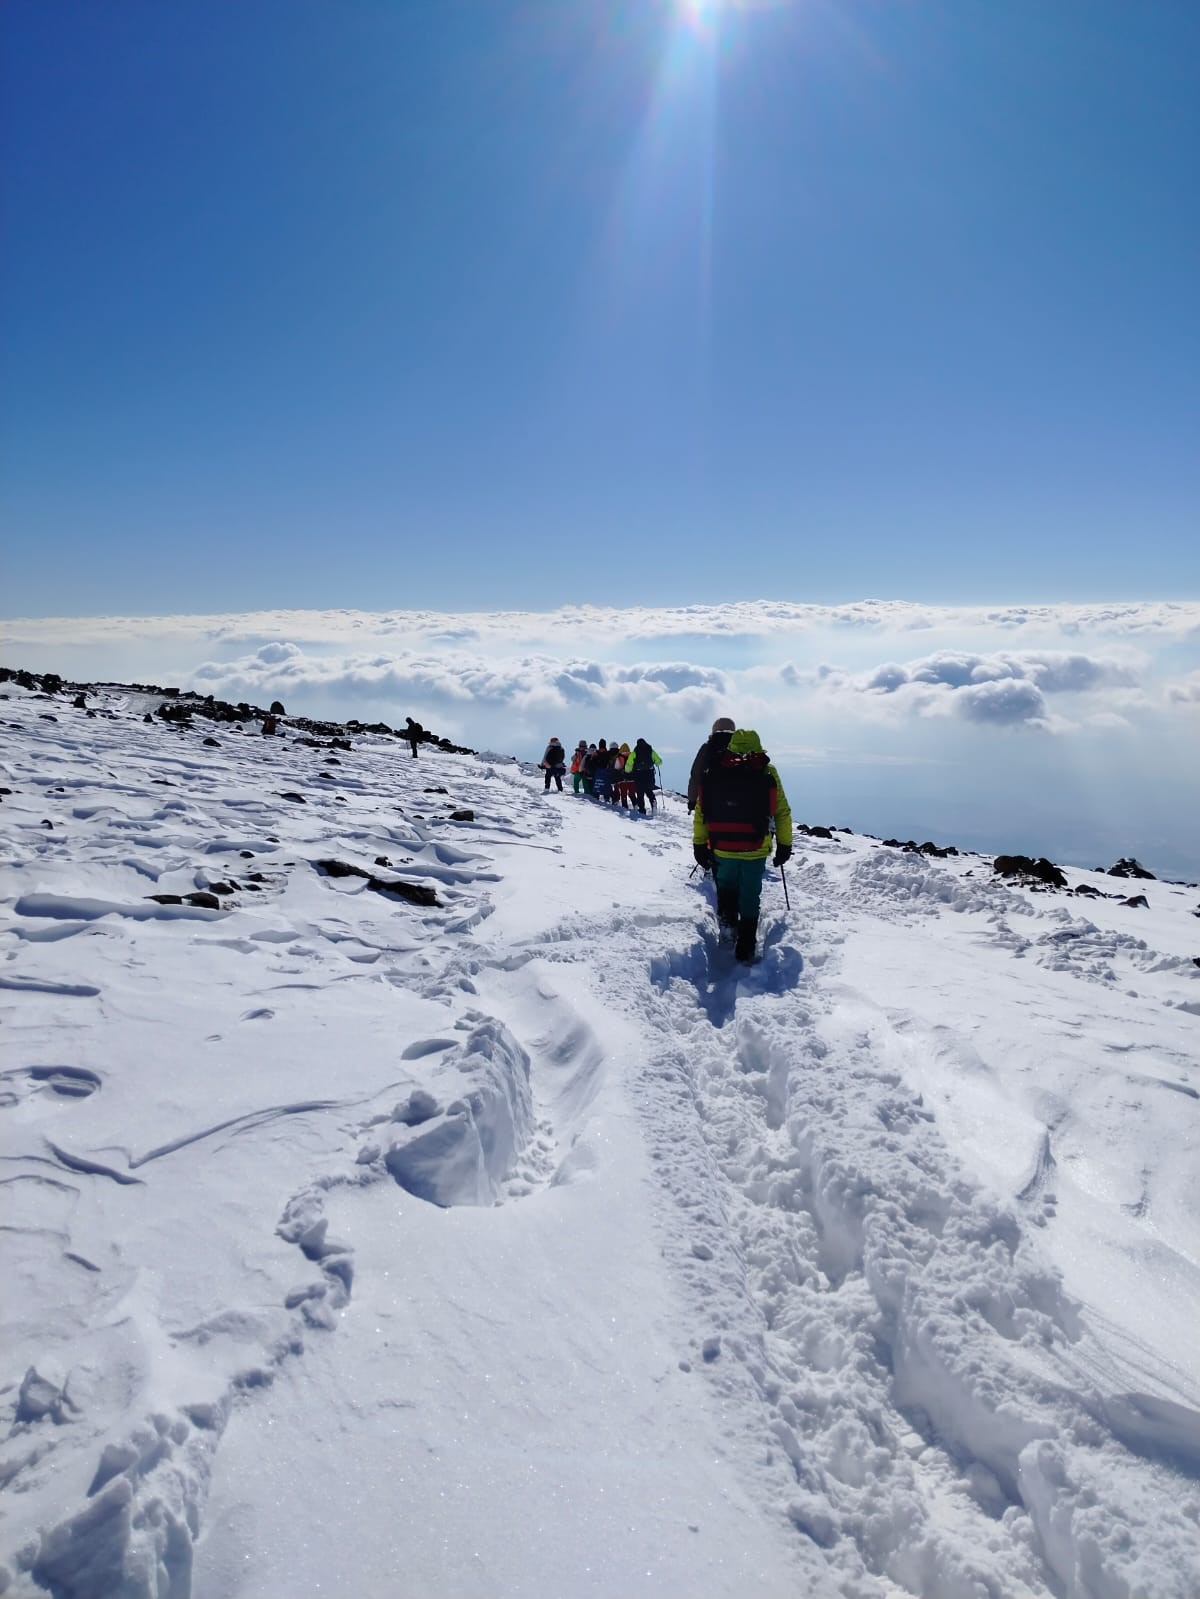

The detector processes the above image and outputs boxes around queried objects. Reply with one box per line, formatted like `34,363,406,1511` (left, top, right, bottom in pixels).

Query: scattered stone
1108,857,1156,880
146,893,184,905
40,819,53,828
425,786,448,795
314,859,440,907
375,856,391,867
1074,883,1101,897
143,713,154,723
278,792,306,804
1120,894,1150,909
270,700,286,715
207,882,236,897
240,850,255,858
73,693,87,708
449,809,475,822
203,736,221,747
993,854,1067,890
315,860,364,879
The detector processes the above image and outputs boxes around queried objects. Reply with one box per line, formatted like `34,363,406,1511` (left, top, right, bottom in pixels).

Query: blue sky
4,0,1198,616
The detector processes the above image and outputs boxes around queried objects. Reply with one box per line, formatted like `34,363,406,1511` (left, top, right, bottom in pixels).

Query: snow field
1,686,1198,1597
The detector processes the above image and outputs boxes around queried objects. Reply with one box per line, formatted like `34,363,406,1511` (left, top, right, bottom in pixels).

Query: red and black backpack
700,751,774,853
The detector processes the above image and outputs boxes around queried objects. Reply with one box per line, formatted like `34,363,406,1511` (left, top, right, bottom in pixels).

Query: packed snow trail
0,686,1197,1598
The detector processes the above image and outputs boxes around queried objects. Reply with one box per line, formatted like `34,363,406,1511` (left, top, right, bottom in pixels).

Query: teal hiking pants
713,854,767,919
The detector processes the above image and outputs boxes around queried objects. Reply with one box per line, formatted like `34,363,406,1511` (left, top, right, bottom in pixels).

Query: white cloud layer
3,599,1197,875
4,598,1199,656
805,649,1147,729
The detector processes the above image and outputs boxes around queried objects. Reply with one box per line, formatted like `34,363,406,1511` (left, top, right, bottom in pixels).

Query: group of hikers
540,716,793,963
539,736,663,813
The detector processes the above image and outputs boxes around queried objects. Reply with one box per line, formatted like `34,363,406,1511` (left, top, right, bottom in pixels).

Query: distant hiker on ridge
404,717,424,758
693,728,792,963
541,736,567,792
627,737,662,814
570,740,589,795
688,717,735,812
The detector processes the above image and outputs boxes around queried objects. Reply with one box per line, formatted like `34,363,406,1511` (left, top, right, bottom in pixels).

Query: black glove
693,844,712,871
773,843,792,868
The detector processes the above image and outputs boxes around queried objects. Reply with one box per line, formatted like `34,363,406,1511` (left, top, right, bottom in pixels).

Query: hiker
692,728,792,962
608,742,629,806
580,743,599,795
687,717,735,812
627,738,662,814
404,717,424,759
590,740,614,803
570,740,589,794
541,736,567,792
613,743,635,808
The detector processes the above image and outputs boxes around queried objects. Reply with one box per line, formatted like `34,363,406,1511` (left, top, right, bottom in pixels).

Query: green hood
728,729,764,755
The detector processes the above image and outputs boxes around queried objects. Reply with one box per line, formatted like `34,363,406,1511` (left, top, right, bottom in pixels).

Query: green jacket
625,744,661,773
693,729,792,861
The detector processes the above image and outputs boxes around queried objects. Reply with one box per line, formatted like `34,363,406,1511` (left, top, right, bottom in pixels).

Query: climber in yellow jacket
692,728,792,962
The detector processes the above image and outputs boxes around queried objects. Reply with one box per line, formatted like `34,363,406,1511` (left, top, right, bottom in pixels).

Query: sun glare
676,0,724,33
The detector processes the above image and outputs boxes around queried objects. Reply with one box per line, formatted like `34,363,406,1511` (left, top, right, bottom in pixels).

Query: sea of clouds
5,600,1198,876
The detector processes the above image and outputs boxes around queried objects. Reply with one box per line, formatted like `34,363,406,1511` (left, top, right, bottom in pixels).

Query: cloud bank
4,598,1197,874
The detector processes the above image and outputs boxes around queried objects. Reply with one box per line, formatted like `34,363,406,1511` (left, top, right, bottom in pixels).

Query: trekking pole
780,860,791,910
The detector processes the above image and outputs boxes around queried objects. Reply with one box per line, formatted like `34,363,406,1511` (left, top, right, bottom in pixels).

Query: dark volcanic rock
278,792,306,804
448,810,475,823
314,859,440,907
203,737,221,747
185,891,221,909
1120,894,1150,909
1108,857,1156,880
270,700,286,715
1074,883,1102,897
147,894,184,905
993,855,1067,890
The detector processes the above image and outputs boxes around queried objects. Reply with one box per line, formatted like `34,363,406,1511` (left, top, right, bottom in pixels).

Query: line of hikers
539,737,663,813
540,717,792,962
689,716,793,963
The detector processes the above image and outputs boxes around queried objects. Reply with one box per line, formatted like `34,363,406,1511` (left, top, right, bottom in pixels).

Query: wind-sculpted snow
0,686,1197,1597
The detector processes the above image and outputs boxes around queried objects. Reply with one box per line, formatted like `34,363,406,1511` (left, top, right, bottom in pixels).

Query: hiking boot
716,886,739,931
734,916,758,962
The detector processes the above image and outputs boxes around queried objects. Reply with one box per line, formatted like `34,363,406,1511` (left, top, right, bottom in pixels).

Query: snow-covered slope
1,687,1197,1598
